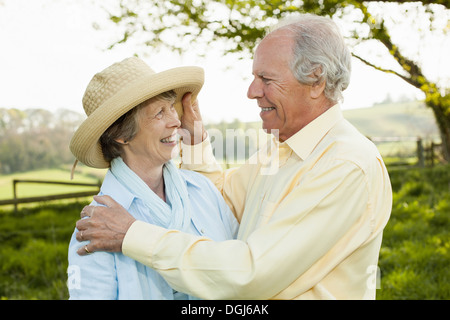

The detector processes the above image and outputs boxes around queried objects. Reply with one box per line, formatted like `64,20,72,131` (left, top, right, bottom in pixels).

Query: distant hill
342,101,440,140
219,101,440,141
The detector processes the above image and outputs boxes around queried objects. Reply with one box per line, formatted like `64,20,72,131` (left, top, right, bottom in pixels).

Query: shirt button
200,229,205,234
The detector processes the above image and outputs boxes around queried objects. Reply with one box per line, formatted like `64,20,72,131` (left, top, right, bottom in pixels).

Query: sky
0,0,445,124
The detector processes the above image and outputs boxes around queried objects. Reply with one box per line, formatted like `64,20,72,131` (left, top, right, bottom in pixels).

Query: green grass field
0,164,449,300
376,165,450,299
0,165,107,212
0,202,83,299
342,101,440,139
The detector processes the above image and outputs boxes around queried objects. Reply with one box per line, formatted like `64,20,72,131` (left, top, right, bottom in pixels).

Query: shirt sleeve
180,135,254,223
123,159,373,299
67,229,118,300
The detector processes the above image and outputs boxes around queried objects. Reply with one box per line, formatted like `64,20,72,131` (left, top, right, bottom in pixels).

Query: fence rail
0,137,445,212
369,136,443,167
0,179,101,212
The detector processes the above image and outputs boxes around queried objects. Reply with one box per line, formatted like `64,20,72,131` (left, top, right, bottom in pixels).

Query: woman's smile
160,132,178,146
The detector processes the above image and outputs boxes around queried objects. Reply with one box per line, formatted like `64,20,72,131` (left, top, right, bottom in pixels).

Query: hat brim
70,66,204,168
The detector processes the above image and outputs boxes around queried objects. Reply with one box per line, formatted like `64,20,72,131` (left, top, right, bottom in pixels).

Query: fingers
74,225,102,255
182,92,192,113
75,214,93,255
180,92,206,146
75,222,101,255
80,195,119,219
76,237,124,255
181,92,200,119
74,198,134,256
80,205,94,219
93,195,118,208
74,224,93,256
77,243,94,256
75,221,90,239
77,244,91,256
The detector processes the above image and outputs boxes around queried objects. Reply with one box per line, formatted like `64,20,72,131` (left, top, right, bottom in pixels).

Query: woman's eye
155,110,163,119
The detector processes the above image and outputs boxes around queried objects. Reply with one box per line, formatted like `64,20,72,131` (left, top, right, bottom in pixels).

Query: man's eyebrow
254,71,276,78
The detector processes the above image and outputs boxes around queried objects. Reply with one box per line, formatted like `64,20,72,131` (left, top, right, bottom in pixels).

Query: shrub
0,164,449,299
377,164,450,300
0,202,85,299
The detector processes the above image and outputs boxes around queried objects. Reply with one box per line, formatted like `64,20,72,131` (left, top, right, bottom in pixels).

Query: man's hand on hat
180,92,207,145
75,195,136,255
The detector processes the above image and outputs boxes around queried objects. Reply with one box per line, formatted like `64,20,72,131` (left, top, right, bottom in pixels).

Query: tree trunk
426,96,450,161
353,1,450,162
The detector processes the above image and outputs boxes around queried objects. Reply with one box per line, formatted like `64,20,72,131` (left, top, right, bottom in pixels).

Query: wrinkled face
125,97,181,167
247,31,316,142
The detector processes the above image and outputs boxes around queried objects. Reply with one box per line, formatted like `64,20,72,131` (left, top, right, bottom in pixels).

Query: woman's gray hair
270,15,351,103
100,90,176,163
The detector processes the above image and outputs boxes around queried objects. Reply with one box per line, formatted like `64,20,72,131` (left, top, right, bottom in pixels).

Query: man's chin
261,125,280,140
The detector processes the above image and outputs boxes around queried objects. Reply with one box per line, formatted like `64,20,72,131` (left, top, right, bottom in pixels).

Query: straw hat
69,57,204,169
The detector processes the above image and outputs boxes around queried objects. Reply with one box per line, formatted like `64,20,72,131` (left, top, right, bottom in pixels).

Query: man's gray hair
270,14,352,103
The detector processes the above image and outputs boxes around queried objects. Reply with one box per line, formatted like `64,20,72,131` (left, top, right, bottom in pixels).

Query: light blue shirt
68,169,239,300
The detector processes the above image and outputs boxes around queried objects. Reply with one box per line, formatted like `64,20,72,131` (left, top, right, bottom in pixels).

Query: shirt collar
179,169,202,189
285,104,343,160
100,168,202,209
99,170,136,210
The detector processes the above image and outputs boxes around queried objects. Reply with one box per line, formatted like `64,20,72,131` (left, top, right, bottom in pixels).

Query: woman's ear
114,138,129,145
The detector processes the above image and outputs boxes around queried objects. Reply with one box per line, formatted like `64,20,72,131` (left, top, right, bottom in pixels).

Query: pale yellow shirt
123,104,392,299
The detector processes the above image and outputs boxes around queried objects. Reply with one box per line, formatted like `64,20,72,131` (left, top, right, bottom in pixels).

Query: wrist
120,218,137,253
190,129,207,145
183,128,207,145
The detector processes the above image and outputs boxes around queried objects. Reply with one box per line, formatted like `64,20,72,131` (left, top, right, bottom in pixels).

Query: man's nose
247,78,263,99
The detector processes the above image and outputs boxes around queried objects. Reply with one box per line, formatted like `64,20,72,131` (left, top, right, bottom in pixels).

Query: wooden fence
0,179,101,212
370,136,443,167
0,137,444,212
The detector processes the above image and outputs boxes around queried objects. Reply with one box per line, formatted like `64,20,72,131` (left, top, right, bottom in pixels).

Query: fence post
417,138,424,167
13,179,18,213
431,142,436,167
5,179,102,213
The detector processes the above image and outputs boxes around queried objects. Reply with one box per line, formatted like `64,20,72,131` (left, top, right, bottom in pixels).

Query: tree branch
365,0,449,9
350,53,419,86
352,1,429,90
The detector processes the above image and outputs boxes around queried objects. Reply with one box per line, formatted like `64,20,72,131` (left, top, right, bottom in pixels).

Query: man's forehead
261,27,295,44
254,30,294,59
252,32,294,73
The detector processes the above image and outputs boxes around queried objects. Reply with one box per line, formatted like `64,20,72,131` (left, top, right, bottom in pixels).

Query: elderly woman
67,57,238,299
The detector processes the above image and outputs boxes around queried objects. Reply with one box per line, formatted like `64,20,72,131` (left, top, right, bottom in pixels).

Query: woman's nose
168,109,181,128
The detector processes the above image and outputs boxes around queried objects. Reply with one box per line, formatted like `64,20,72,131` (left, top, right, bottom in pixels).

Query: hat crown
82,57,155,116
71,57,204,169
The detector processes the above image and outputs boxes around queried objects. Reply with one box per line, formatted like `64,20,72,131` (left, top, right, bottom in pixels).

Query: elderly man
75,14,392,299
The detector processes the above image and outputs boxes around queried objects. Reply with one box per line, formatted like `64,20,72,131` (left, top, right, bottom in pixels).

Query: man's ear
310,80,326,99
310,67,326,99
